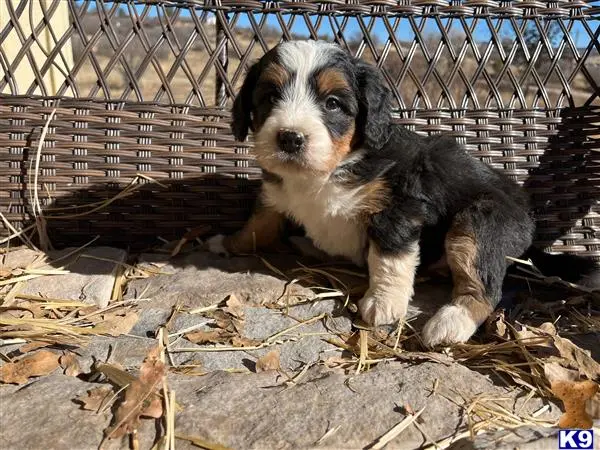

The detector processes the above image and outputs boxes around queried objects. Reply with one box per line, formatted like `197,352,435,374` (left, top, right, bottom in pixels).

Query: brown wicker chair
1,0,598,260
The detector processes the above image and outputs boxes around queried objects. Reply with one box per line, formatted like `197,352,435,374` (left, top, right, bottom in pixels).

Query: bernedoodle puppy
207,40,599,347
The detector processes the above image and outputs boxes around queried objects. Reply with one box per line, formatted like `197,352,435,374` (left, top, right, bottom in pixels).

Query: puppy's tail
518,246,600,289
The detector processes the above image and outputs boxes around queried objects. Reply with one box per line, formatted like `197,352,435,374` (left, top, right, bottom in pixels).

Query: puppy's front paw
206,234,229,257
421,305,478,348
358,292,407,326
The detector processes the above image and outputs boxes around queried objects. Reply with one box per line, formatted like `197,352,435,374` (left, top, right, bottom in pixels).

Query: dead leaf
76,386,114,412
211,310,244,334
223,294,245,319
94,311,139,336
0,350,60,384
0,268,12,279
255,350,280,373
105,346,165,439
9,302,45,319
60,352,82,377
552,335,600,381
323,356,353,369
513,324,554,349
141,397,163,419
212,311,233,331
95,362,137,388
544,362,579,384
230,336,260,347
538,322,557,335
18,341,50,354
551,379,598,429
185,328,259,347
485,310,509,340
185,329,232,345
586,393,600,420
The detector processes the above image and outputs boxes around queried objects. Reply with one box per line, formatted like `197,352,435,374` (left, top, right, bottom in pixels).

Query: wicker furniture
1,0,598,257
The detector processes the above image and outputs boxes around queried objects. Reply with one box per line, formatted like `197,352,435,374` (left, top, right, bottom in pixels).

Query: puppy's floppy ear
231,62,262,141
355,60,392,149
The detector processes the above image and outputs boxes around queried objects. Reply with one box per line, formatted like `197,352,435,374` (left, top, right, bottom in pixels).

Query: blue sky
86,1,597,49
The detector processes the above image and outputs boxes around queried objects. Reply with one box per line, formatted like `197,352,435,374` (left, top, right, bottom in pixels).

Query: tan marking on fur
259,63,289,89
327,123,356,170
445,227,493,325
358,179,391,215
316,68,351,95
223,203,286,254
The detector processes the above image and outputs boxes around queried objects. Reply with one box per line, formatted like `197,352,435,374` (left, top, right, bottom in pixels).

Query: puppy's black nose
277,130,305,153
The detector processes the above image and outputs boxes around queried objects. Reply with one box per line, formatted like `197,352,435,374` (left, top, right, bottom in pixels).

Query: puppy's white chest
264,178,367,265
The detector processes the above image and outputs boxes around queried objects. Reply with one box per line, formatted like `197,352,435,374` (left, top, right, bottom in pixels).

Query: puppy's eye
325,97,341,111
268,94,277,105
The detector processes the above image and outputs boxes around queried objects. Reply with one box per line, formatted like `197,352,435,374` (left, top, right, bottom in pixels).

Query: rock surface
167,299,353,372
0,374,156,450
126,251,318,309
0,247,568,450
171,361,559,450
1,248,44,271
128,251,453,324
0,363,560,450
18,246,127,308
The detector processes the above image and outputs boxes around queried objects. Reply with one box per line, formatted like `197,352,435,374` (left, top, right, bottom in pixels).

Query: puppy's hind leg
422,195,534,347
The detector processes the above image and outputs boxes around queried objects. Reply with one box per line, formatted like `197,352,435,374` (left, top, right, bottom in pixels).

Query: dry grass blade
169,320,213,338
176,434,233,450
292,263,350,293
189,301,223,315
356,329,369,374
0,317,95,343
169,340,285,353
42,177,144,220
0,270,69,287
422,430,474,450
162,386,175,450
257,255,289,280
368,406,427,449
315,425,342,445
29,108,57,251
0,212,38,250
466,395,555,435
266,313,326,342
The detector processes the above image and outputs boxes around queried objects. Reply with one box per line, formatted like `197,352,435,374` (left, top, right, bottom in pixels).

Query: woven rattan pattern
0,1,599,257
2,97,598,256
1,1,598,107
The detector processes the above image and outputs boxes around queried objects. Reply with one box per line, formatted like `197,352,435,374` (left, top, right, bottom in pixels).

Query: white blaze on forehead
277,40,340,83
276,41,338,118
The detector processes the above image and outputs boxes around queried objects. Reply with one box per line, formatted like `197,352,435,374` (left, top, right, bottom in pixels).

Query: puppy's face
232,41,391,175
